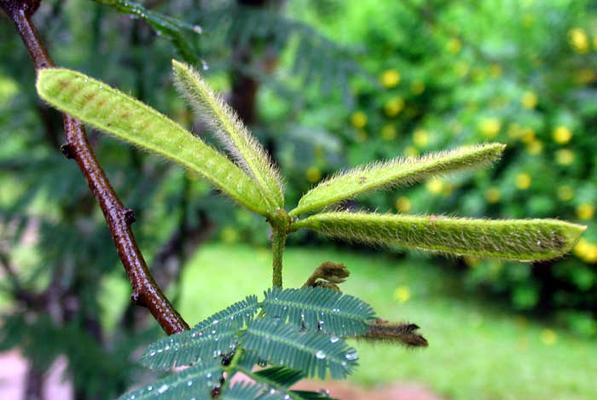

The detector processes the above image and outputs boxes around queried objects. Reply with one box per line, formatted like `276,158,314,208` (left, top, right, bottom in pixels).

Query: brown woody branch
1,0,189,335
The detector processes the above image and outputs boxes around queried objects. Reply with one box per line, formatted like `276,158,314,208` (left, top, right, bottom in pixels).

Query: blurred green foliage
248,0,597,334
1,0,596,398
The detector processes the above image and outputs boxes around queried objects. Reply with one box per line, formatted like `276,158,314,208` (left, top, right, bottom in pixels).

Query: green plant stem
271,226,287,288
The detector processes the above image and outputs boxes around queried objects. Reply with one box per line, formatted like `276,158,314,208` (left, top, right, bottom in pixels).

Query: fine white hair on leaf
293,212,586,261
172,60,284,210
290,143,506,216
35,67,271,217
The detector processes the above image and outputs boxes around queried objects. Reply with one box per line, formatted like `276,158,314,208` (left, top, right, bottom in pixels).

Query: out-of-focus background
0,0,596,399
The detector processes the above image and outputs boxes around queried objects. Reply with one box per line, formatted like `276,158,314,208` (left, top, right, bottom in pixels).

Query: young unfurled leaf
360,320,428,348
117,360,222,400
244,318,358,379
293,212,586,261
262,287,375,336
36,68,271,216
303,261,350,290
172,60,284,209
290,143,505,216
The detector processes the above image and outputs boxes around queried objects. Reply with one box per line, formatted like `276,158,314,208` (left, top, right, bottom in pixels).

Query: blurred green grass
168,243,597,400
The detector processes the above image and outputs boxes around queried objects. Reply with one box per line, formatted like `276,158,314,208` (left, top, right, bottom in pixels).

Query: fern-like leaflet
119,288,378,399
263,287,375,336
141,295,259,370
244,318,358,379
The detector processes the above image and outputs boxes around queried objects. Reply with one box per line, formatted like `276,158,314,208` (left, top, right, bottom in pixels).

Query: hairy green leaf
263,288,375,336
293,212,586,261
244,318,358,379
117,360,222,400
36,68,270,216
290,143,505,216
172,60,284,209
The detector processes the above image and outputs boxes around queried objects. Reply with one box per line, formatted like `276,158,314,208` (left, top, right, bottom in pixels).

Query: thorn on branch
60,143,75,159
124,208,136,225
130,291,142,305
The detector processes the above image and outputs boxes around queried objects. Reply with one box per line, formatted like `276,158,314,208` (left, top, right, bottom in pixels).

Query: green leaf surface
140,327,236,370
290,143,505,216
293,212,586,261
173,60,284,209
263,288,375,336
94,0,201,63
254,366,305,388
36,68,270,216
222,382,288,400
244,318,358,379
193,295,259,332
117,361,222,400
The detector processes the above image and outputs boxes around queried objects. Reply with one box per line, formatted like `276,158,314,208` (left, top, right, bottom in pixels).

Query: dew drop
330,336,340,343
345,350,358,361
201,60,209,71
315,350,326,360
157,384,169,394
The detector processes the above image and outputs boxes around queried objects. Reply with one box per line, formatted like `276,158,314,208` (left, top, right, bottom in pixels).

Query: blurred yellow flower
575,239,597,263
411,80,425,95
516,173,532,190
574,238,590,257
526,140,543,155
555,149,575,166
221,226,239,244
380,69,401,88
404,146,419,157
478,118,501,138
413,129,430,148
540,329,557,346
485,187,501,204
557,185,574,201
520,128,536,144
447,38,462,54
381,124,397,141
384,97,405,117
569,28,589,54
395,196,411,213
584,246,597,263
426,177,444,194
305,166,322,183
350,111,367,128
393,286,411,303
553,126,572,144
576,203,595,220
521,91,538,109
